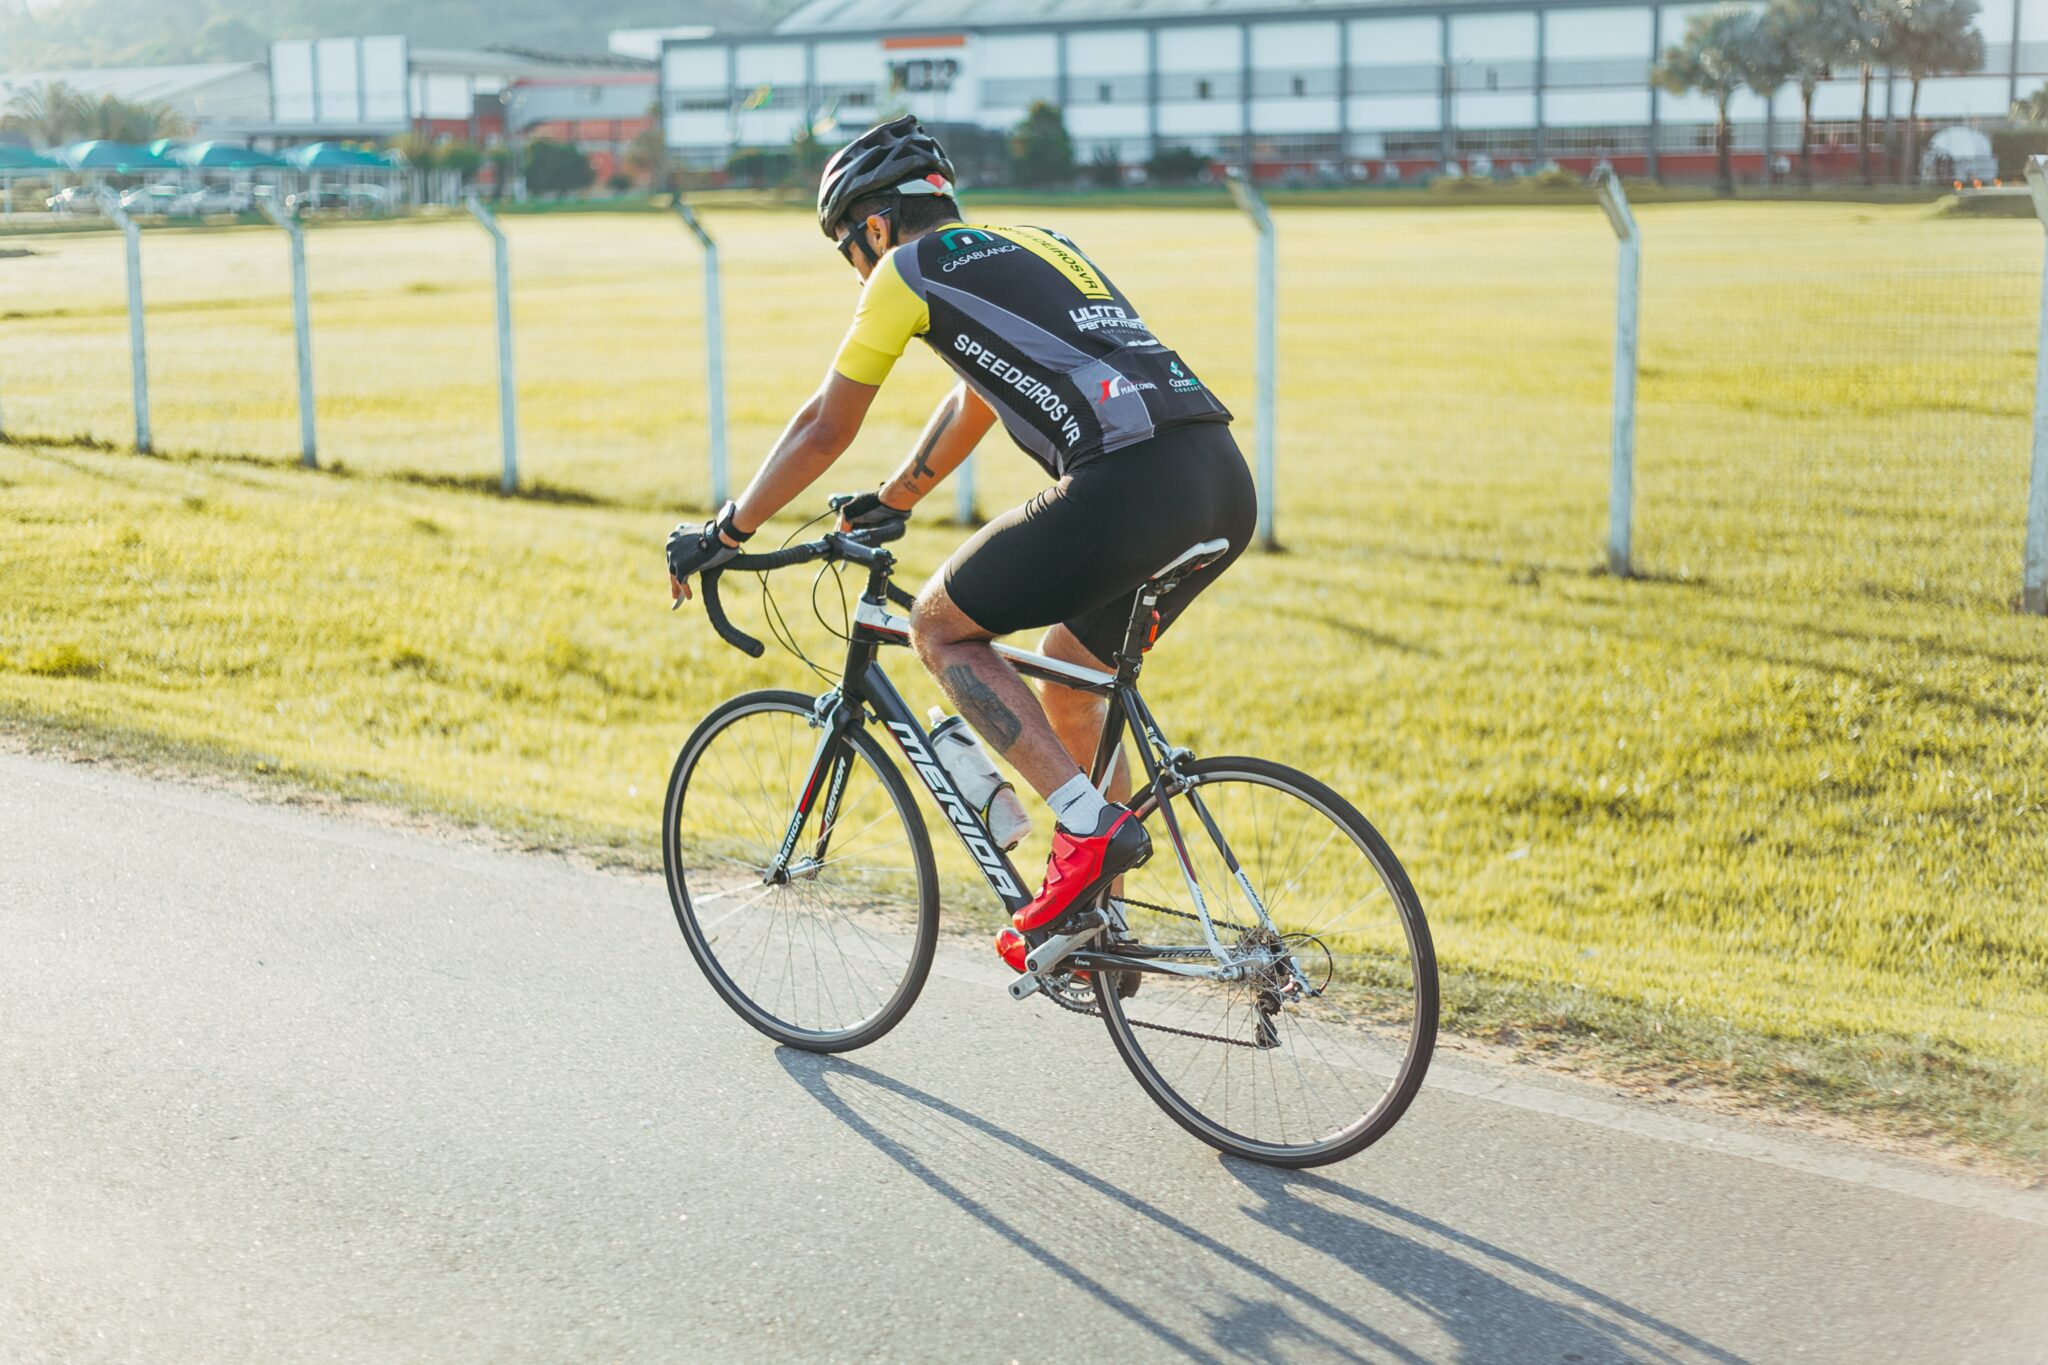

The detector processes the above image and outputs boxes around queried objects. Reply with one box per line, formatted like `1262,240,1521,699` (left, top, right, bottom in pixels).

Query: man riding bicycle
666,115,1256,972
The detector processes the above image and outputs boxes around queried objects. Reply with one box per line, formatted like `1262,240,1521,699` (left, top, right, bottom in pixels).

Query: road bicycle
662,501,1437,1167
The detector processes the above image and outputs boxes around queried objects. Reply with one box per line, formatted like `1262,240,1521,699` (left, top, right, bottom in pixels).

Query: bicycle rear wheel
664,689,938,1052
1097,757,1436,1167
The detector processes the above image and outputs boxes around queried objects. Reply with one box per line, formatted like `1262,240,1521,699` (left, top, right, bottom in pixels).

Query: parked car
118,183,184,215
168,184,258,217
284,184,392,217
44,185,101,215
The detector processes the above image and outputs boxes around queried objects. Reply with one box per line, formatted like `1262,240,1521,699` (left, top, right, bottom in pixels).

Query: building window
1196,79,1212,100
1099,82,1113,103
1291,75,1306,97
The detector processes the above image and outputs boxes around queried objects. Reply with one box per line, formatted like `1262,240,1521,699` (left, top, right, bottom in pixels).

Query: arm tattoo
941,662,1024,753
907,408,954,491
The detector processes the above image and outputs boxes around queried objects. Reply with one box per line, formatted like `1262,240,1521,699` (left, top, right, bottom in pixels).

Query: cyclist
666,115,1255,971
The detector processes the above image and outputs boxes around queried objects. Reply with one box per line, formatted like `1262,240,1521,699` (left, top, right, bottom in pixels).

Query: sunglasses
835,206,894,267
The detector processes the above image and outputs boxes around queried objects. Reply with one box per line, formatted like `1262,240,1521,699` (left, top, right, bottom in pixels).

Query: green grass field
3,201,2044,1167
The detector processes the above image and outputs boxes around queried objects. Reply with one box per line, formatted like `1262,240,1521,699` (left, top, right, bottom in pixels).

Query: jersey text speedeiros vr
831,224,1232,477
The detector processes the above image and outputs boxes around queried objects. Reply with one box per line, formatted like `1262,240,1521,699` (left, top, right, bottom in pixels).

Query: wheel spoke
1104,765,1435,1163
666,698,933,1047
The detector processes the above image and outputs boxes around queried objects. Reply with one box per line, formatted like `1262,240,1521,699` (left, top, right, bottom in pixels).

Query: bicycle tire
1098,756,1437,1167
664,689,939,1053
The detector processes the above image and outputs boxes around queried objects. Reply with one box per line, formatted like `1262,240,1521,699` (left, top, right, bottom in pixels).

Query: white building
655,0,2047,181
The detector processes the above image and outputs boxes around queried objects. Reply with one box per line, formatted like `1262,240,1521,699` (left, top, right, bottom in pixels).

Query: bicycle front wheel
1098,757,1437,1167
663,689,938,1052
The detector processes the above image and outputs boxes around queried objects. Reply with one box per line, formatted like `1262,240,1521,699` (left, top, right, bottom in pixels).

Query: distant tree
606,170,632,193
624,124,667,184
523,138,594,196
1008,101,1074,188
1731,14,1798,182
438,141,483,184
1,80,91,146
1652,4,1757,195
1084,146,1123,188
1885,0,1985,180
1145,145,1209,185
388,129,438,170
2015,81,2048,123
724,147,793,188
789,121,831,184
196,13,264,62
1766,0,1867,186
77,92,187,143
1851,0,1897,184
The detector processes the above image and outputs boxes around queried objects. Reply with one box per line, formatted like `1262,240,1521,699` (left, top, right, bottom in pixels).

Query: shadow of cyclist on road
775,1049,1749,1364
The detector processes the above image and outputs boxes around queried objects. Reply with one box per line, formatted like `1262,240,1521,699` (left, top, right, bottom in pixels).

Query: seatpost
1112,588,1161,684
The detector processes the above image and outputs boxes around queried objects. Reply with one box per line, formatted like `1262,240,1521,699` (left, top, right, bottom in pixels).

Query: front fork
769,692,856,882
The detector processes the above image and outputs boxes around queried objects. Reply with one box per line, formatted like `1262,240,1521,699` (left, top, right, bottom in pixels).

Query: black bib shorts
941,423,1257,668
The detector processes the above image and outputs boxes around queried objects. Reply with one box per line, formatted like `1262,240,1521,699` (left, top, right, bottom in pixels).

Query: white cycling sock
1048,773,1111,836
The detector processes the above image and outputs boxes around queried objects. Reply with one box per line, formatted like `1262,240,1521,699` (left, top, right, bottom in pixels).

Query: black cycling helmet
816,114,957,241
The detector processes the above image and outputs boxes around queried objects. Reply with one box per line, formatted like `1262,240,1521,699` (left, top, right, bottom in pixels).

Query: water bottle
926,706,1034,850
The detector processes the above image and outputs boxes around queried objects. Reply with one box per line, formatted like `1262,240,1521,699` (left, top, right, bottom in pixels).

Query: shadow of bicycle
775,1049,1751,1364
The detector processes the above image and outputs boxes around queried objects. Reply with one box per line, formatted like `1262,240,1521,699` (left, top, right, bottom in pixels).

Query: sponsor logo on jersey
1097,374,1157,402
937,227,996,252
1167,359,1203,392
1000,226,1114,300
1068,304,1151,336
886,721,1019,897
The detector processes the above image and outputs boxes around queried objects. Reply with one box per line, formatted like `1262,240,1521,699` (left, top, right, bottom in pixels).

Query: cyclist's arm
728,248,926,535
728,372,879,534
879,382,997,510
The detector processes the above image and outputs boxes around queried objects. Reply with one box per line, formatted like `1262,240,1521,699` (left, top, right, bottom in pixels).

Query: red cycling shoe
1012,807,1152,934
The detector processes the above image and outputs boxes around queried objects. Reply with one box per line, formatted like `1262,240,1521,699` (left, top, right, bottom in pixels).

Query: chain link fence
0,195,2040,607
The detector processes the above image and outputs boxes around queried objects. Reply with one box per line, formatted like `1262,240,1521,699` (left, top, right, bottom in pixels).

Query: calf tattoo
942,661,1024,753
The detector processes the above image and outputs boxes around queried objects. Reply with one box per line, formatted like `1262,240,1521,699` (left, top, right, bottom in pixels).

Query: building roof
0,61,261,105
774,0,1510,32
410,46,653,77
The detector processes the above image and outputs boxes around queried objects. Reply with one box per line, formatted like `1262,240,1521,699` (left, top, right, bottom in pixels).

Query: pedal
1024,913,1105,976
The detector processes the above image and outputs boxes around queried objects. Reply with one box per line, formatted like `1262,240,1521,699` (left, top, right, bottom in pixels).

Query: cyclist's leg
907,586,1094,801
1036,625,1131,803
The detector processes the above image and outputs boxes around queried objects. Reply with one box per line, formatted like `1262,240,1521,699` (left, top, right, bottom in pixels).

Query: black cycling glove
666,503,749,582
836,488,912,532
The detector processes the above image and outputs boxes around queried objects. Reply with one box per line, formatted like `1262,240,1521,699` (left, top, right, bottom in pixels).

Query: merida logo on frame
886,720,1020,897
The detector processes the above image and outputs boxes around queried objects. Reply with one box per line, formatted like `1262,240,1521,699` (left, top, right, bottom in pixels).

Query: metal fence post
1595,168,1641,579
97,188,152,454
466,194,519,495
258,197,318,469
2025,158,2048,615
1225,171,1279,552
672,198,731,509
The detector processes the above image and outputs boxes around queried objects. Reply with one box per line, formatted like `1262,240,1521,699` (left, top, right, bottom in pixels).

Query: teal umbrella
177,141,287,170
0,144,60,170
59,140,177,171
148,137,186,159
286,142,390,171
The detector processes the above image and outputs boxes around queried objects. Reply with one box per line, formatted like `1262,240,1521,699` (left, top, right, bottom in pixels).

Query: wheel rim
1104,769,1433,1159
672,701,927,1042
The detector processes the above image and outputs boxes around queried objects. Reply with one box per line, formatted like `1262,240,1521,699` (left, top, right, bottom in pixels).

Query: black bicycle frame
769,549,1194,920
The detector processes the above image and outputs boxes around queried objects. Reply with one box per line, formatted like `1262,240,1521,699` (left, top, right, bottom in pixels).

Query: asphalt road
4,750,2045,1364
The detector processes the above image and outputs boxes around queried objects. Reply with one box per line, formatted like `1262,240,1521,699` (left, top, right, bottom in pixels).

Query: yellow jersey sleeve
830,248,928,386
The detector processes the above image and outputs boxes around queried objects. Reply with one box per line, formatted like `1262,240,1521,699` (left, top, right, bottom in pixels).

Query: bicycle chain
1034,896,1270,1050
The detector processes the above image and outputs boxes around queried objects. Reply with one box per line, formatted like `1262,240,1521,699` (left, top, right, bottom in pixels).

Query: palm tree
78,93,188,145
1733,17,1799,185
1852,0,1898,185
1653,5,1758,196
1768,0,1868,186
2016,82,2048,123
1885,0,1986,181
1,80,90,147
